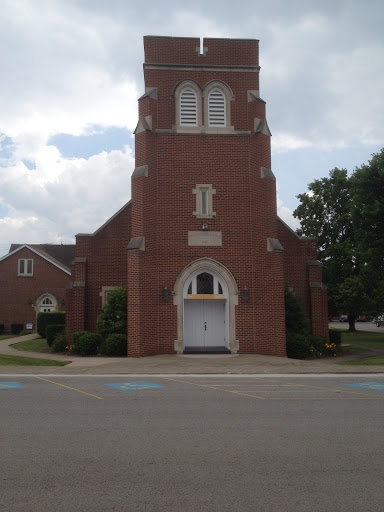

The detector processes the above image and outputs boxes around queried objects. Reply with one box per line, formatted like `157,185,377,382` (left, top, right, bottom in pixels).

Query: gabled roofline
0,245,72,275
76,200,131,238
277,216,316,241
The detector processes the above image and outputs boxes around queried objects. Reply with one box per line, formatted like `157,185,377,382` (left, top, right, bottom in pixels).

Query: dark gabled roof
8,244,76,270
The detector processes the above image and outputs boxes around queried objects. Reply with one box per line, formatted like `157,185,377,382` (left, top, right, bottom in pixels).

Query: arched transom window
184,271,226,297
38,294,57,313
180,87,198,126
208,88,226,126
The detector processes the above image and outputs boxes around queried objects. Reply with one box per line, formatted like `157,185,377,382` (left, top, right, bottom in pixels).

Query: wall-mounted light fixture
163,285,169,301
61,299,65,306
243,286,249,302
202,224,208,231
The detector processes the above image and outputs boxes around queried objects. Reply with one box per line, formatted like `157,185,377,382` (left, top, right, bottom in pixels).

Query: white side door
204,300,226,347
184,300,204,348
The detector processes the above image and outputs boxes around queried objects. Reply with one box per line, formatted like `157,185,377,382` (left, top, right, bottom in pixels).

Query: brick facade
0,245,74,333
66,36,328,356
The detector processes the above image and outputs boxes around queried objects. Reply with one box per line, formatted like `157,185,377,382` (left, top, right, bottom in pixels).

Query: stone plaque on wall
188,231,222,247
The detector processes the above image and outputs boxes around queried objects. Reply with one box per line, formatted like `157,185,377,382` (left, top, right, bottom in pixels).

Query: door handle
204,321,207,331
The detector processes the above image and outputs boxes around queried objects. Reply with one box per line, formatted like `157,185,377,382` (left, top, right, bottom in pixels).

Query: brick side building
0,244,75,333
66,36,328,357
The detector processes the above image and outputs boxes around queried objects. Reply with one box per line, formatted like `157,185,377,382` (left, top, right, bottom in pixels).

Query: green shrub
285,285,311,359
71,331,102,356
0,324,4,335
97,287,127,339
37,312,66,337
310,335,327,357
19,329,33,336
285,286,310,336
286,333,312,359
329,329,342,346
310,335,340,358
100,333,127,357
46,324,66,347
11,324,24,334
51,332,68,353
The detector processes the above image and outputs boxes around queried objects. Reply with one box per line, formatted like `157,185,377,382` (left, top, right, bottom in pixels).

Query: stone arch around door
36,293,58,313
173,259,239,354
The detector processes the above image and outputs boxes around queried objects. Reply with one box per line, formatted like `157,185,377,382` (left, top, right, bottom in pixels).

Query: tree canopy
293,149,384,330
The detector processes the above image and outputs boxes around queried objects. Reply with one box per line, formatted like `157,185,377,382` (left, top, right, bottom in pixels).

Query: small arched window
180,87,198,126
37,294,57,313
208,88,226,126
184,270,226,297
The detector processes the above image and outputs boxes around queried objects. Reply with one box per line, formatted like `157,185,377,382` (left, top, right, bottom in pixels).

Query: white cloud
277,206,301,232
0,147,135,256
272,133,314,153
276,189,300,232
0,0,139,145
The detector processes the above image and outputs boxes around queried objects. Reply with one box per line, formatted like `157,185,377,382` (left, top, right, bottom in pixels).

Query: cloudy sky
1,0,383,257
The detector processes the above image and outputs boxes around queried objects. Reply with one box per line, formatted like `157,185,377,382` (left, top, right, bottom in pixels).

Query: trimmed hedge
286,333,311,359
100,333,127,357
71,331,102,356
0,324,4,335
11,324,24,335
51,332,68,353
46,324,66,347
37,312,66,337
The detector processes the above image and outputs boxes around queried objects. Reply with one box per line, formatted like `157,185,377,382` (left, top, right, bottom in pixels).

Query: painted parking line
35,377,104,400
105,382,164,390
161,377,384,400
161,377,267,400
0,381,23,389
346,382,384,391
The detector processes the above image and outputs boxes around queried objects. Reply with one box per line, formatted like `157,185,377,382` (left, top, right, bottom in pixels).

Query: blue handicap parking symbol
0,382,23,389
346,382,384,391
105,382,164,391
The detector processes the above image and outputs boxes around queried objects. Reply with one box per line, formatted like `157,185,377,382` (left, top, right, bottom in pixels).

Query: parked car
356,315,372,322
340,315,348,322
376,316,384,327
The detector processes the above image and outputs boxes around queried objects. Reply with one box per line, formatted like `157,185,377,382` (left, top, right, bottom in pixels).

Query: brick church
66,36,328,357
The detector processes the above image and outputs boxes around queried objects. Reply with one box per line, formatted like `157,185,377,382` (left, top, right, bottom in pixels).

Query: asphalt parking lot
2,374,384,512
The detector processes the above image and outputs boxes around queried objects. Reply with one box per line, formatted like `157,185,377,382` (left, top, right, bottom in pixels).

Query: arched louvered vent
208,88,226,126
180,87,197,125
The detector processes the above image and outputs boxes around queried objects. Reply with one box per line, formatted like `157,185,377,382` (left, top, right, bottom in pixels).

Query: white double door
184,300,227,348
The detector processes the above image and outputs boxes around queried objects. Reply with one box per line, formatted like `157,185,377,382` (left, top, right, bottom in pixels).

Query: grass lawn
334,329,384,365
11,338,49,353
334,329,384,348
0,335,18,341
0,354,69,366
341,345,366,354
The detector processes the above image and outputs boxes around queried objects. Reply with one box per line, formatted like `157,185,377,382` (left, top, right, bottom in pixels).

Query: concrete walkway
1,332,384,375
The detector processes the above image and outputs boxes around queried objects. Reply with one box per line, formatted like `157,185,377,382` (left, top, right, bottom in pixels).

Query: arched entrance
36,293,58,313
183,269,228,353
173,259,239,354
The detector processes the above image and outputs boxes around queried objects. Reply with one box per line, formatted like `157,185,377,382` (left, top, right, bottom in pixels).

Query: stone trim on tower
254,118,272,136
134,115,152,134
261,167,276,180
